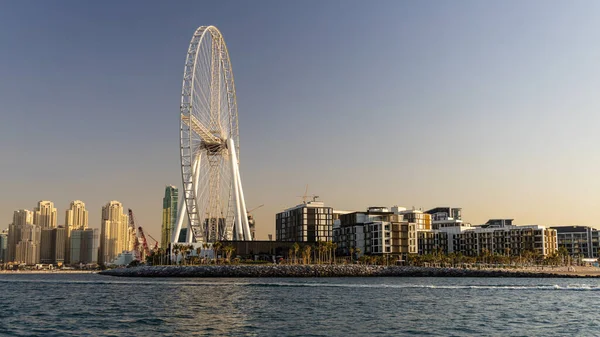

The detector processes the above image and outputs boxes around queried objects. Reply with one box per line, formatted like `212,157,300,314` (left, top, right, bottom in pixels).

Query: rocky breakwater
99,265,593,278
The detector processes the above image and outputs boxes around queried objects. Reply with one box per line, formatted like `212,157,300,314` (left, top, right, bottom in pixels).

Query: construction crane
147,234,160,251
128,208,151,260
247,204,264,214
246,204,264,241
127,209,141,260
297,184,319,204
137,226,151,258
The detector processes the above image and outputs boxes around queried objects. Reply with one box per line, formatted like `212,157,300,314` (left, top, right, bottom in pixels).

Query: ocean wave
1,278,599,291
244,282,600,291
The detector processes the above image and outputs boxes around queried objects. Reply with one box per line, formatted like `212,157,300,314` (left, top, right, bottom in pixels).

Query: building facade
64,200,88,264
70,229,99,265
425,207,467,230
452,223,557,257
40,227,66,265
33,200,58,229
0,229,7,263
8,223,41,264
276,201,333,242
162,186,178,249
395,208,432,230
12,209,33,227
99,201,129,265
65,200,88,230
551,226,600,258
334,207,418,259
417,231,449,255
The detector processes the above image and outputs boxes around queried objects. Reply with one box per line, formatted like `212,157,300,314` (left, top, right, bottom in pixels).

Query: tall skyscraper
40,227,66,265
162,185,178,249
65,200,88,230
0,229,8,263
99,201,129,265
33,201,57,229
8,223,41,264
12,209,33,227
64,200,88,264
70,228,98,265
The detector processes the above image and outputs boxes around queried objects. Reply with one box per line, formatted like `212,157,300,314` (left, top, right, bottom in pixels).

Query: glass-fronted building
551,226,600,258
70,229,98,265
162,186,179,249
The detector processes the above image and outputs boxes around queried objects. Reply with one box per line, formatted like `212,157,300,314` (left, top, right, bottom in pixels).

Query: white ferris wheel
172,26,252,244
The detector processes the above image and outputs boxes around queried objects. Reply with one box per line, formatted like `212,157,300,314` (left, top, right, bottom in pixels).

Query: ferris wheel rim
179,25,240,243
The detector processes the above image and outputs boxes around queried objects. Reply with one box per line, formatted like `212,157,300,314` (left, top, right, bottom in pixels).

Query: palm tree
292,243,300,265
354,248,362,264
201,243,209,264
195,247,202,265
332,243,338,264
213,241,222,264
223,245,235,263
171,244,180,265
187,245,194,264
302,245,312,264
558,247,569,266
179,245,188,265
349,247,355,263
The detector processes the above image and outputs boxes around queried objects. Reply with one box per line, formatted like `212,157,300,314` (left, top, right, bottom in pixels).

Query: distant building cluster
1,200,137,268
275,200,597,260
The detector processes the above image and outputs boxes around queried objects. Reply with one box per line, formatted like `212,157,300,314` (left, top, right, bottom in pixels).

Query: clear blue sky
2,1,600,239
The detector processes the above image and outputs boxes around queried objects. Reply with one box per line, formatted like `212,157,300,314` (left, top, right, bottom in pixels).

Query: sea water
0,273,598,336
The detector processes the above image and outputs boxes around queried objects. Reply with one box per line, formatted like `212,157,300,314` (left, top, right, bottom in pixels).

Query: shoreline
98,265,600,278
0,270,98,274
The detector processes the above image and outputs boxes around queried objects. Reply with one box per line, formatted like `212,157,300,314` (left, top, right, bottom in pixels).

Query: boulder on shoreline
98,265,594,278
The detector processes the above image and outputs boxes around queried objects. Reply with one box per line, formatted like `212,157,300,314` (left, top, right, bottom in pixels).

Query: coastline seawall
98,265,598,278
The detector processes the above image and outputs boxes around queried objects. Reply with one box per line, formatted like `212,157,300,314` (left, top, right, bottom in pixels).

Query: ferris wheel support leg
188,155,202,244
173,196,186,245
234,154,252,241
173,155,201,245
228,138,244,240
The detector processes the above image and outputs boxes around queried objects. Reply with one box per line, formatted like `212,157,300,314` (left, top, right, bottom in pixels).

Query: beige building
16,240,40,265
99,201,129,265
64,200,88,264
334,207,418,259
65,200,88,230
33,200,58,229
394,207,432,231
12,209,33,227
452,220,558,257
8,223,41,264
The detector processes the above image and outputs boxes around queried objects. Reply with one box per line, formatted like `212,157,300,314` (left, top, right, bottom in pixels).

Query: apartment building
276,201,333,242
334,207,417,259
453,221,557,257
551,226,600,258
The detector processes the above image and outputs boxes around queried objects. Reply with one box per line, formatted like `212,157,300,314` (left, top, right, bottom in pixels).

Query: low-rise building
334,207,417,259
394,207,432,230
551,226,600,258
276,201,333,242
453,221,557,257
417,230,448,255
425,207,469,230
